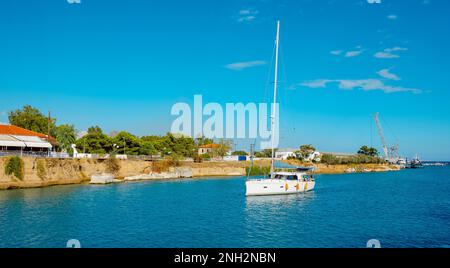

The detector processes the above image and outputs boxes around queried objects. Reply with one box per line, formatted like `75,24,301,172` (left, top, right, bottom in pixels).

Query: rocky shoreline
0,157,399,190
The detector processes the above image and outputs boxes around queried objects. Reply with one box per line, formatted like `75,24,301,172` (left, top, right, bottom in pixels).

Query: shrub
166,154,182,167
104,157,120,174
246,166,271,176
5,156,25,180
36,159,47,180
321,153,385,165
201,153,211,160
231,151,248,156
152,154,183,173
152,160,170,173
193,154,203,163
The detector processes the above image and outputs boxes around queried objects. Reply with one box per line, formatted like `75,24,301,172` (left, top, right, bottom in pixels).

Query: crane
372,112,389,160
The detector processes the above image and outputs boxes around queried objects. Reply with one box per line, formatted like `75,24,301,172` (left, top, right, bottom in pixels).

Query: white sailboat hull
246,179,315,196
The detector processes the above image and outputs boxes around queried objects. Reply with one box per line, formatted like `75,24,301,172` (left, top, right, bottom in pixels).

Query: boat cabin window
274,174,298,180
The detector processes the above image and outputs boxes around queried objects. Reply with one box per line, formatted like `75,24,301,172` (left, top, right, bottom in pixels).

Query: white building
275,148,322,162
275,148,298,160
0,124,54,156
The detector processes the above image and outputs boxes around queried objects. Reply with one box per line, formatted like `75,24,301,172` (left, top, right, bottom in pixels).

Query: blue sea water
0,167,449,248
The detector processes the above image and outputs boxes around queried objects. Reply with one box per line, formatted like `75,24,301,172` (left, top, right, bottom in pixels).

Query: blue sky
1,0,449,160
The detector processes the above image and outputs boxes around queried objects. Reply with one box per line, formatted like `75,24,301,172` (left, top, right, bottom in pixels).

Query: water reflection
245,192,316,209
243,192,317,247
0,185,81,205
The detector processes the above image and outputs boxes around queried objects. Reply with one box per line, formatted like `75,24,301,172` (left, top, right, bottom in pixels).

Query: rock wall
191,167,246,177
0,157,152,190
0,156,398,190
0,157,246,190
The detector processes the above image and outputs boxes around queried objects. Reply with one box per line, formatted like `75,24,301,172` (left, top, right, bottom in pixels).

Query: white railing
0,150,161,161
0,150,68,158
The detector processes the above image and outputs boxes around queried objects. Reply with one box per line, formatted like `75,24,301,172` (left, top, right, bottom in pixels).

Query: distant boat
245,21,315,196
406,155,424,169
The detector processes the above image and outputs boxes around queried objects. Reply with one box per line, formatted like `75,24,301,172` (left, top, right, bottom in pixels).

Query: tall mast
270,21,280,174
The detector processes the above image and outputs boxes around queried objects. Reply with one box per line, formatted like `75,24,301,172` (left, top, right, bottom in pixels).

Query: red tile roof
199,143,220,149
0,124,58,145
0,124,47,137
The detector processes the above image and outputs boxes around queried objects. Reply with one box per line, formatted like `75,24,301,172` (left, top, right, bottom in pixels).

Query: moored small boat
246,168,315,196
405,155,424,169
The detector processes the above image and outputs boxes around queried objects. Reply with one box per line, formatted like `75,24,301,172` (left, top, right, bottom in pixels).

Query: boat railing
274,167,316,173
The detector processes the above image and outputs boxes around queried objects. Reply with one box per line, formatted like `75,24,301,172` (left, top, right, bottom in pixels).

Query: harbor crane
372,112,402,164
373,112,389,160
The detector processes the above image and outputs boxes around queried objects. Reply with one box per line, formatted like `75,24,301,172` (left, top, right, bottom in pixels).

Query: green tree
55,124,76,153
358,146,379,157
112,131,141,155
142,133,195,157
254,149,273,158
320,154,339,165
172,134,195,157
140,141,157,156
295,144,316,161
196,136,214,146
8,105,56,135
254,151,265,158
87,126,103,135
75,130,112,154
231,151,248,156
213,139,232,158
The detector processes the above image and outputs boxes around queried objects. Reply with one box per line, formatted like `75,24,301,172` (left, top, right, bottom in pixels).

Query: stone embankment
0,157,398,190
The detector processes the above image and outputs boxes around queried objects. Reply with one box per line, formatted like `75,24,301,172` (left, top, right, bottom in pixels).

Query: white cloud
345,50,364,57
388,47,408,52
387,14,398,20
330,50,343,55
237,9,258,22
331,47,364,58
300,79,332,88
377,69,401,80
374,47,408,59
224,60,266,71
297,78,422,94
374,52,399,59
67,0,81,4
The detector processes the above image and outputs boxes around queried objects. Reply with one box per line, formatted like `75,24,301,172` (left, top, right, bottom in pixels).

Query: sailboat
245,21,316,196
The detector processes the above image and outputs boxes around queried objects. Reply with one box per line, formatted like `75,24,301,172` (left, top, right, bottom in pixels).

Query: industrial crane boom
373,112,389,159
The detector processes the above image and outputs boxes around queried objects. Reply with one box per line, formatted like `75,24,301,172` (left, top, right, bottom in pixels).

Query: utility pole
47,111,51,138
48,111,51,156
123,137,126,156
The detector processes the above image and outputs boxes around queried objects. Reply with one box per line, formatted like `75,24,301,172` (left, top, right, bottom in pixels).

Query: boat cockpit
271,173,315,182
